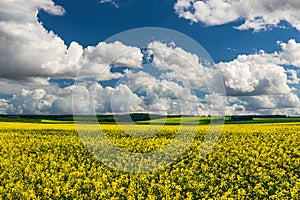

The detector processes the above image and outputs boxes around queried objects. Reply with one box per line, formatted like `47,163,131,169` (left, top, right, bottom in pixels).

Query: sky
0,0,300,116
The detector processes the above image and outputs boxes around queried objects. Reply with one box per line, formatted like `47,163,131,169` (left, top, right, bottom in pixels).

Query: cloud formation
0,0,300,116
2,37,300,115
279,39,300,67
0,0,143,82
174,0,300,31
147,41,222,93
217,52,290,96
0,0,65,22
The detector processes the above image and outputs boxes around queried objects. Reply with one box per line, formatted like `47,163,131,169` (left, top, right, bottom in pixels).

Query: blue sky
39,0,300,62
0,0,300,115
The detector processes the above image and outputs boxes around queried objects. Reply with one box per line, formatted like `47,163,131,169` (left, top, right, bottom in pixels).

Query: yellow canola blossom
0,122,299,199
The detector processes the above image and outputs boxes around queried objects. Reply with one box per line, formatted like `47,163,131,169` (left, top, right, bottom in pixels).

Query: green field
136,116,212,125
1,115,300,125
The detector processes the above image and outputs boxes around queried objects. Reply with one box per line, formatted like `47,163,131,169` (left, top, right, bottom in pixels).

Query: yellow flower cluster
0,122,299,199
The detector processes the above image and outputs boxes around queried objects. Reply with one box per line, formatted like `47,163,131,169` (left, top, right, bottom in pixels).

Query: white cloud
40,42,83,77
270,108,300,116
99,0,119,8
1,36,300,115
1,0,300,116
41,40,143,81
7,89,51,115
286,69,300,84
0,0,65,22
0,21,68,79
84,41,142,69
226,93,300,115
0,78,53,96
87,83,145,114
174,0,300,32
225,103,246,116
217,52,291,96
6,86,88,115
121,70,204,115
279,39,300,67
0,0,143,82
0,20,142,81
5,83,145,115
0,99,9,114
215,39,300,99
79,41,143,80
147,41,223,93
240,93,300,110
4,70,211,116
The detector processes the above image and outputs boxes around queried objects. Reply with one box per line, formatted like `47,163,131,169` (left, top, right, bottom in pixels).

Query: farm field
2,115,300,125
0,122,299,199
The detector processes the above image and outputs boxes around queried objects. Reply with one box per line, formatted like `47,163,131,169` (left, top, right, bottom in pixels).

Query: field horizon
1,113,300,125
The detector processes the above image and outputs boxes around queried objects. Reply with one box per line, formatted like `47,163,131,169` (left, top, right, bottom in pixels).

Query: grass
136,116,212,125
226,117,300,124
40,119,75,124
1,115,300,125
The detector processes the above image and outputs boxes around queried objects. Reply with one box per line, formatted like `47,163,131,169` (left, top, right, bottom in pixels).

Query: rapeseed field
0,122,299,199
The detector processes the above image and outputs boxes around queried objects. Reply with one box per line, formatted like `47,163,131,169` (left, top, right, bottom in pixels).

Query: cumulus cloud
0,78,53,96
214,39,300,99
1,0,300,116
4,69,212,116
279,39,300,67
79,41,143,80
147,41,223,93
271,108,300,116
124,70,203,115
90,83,144,114
0,21,142,80
7,89,52,115
217,52,290,96
0,99,9,114
0,0,65,80
2,35,300,115
225,103,246,116
236,93,300,111
174,0,300,32
0,0,143,82
205,39,300,114
5,82,146,115
0,0,65,22
41,40,143,81
0,21,68,79
286,69,300,84
226,93,300,115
